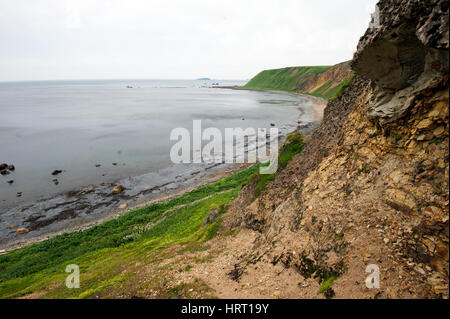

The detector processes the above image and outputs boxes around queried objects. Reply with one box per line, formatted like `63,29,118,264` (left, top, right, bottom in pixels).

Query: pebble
118,202,127,209
8,223,19,229
15,228,29,235
111,184,125,194
414,266,426,276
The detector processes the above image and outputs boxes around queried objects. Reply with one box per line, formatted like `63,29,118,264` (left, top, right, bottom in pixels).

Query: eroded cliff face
295,61,352,97
212,0,449,298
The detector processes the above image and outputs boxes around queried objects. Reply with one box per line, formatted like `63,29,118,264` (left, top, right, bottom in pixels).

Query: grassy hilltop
243,62,354,100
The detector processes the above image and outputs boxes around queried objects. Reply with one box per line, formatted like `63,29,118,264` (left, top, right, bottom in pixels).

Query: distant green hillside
243,62,353,100
243,66,331,91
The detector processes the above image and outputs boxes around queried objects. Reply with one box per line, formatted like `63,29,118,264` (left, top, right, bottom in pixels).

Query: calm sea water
0,79,315,212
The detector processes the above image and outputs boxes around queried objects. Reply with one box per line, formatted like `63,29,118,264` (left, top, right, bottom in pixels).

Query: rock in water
8,223,19,229
0,163,7,170
111,184,125,195
7,164,15,171
118,202,127,209
51,170,63,176
15,228,29,235
1,169,10,175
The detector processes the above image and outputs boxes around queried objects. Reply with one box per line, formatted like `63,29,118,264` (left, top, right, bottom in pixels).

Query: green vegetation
243,66,331,93
242,65,353,100
329,73,356,100
0,165,260,298
279,132,304,169
254,132,304,197
317,275,339,298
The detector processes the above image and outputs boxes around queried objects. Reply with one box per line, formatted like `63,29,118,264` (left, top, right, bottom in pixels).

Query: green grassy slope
242,64,354,100
243,66,331,92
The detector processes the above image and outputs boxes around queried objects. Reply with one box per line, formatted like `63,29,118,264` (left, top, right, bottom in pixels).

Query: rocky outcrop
219,0,448,298
352,0,449,123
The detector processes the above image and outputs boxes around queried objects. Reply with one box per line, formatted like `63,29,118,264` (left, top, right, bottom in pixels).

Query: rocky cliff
192,0,448,298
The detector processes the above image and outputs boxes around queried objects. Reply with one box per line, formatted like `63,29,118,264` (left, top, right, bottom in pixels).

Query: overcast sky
0,0,378,82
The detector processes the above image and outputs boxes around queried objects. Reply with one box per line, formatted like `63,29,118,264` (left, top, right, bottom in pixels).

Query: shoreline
0,90,324,253
0,163,250,253
213,85,327,121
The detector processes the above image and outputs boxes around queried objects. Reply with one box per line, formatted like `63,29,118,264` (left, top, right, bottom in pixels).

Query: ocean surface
0,79,319,249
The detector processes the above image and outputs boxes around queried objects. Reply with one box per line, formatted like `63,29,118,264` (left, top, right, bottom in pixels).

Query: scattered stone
78,187,95,195
1,169,10,175
52,179,59,185
416,118,433,129
270,123,276,127
16,192,22,197
7,164,15,171
0,163,7,170
51,170,63,176
118,202,127,209
7,180,14,184
433,285,447,294
95,164,101,167
112,163,118,166
8,223,19,229
111,184,125,195
383,238,390,244
414,266,426,276
15,228,29,235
